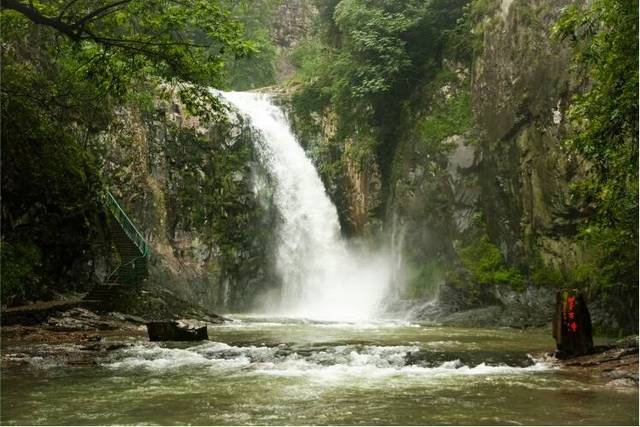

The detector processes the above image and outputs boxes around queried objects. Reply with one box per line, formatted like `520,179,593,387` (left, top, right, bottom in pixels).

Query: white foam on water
219,317,421,330
102,342,551,384
217,91,392,322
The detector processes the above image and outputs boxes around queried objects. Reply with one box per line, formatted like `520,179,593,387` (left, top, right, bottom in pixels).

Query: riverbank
1,303,228,370
1,289,229,369
405,283,632,334
551,336,639,389
1,304,637,391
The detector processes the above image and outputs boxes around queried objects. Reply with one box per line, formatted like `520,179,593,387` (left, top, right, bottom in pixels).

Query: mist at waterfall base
219,91,392,322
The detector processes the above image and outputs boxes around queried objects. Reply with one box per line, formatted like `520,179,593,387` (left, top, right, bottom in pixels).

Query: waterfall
219,91,391,321
390,211,407,299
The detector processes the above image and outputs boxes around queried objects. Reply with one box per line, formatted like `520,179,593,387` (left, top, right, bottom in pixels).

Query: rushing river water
1,317,637,425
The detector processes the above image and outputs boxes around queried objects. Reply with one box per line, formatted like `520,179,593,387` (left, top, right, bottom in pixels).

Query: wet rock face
273,0,316,49
283,103,385,238
379,0,598,329
396,1,581,251
430,283,555,329
472,0,583,267
97,90,278,312
343,140,384,237
474,0,573,142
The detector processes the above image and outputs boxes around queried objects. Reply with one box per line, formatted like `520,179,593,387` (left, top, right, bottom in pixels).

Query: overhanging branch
72,0,131,30
2,0,83,40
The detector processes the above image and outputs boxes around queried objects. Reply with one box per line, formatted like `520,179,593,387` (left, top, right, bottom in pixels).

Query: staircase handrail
105,191,149,258
105,253,147,284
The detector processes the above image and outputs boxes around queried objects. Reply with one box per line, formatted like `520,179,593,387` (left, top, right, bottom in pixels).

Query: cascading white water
219,91,391,321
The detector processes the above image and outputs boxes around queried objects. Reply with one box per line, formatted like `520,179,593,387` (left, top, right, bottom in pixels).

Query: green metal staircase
84,191,149,305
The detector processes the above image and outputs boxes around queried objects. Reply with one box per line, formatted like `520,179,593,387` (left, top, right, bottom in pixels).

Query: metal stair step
97,191,149,292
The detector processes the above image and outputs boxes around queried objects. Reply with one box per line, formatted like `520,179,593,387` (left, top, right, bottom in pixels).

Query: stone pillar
553,289,593,357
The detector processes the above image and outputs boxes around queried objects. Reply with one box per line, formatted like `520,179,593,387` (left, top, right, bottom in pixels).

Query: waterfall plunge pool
2,317,637,425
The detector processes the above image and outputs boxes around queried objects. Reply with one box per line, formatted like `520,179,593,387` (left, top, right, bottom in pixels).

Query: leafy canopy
291,0,470,144
553,0,638,309
1,0,256,118
2,0,253,83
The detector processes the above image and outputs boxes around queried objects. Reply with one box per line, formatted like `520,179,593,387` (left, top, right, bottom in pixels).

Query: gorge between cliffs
1,0,638,425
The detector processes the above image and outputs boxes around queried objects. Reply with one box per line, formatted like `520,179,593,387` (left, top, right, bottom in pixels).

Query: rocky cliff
388,0,584,277
286,0,630,332
396,0,624,330
274,0,318,82
96,89,278,312
472,0,584,269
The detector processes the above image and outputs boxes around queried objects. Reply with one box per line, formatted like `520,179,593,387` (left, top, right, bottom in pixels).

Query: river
2,317,637,425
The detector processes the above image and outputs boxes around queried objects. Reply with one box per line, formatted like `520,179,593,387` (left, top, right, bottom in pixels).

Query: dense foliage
0,0,254,304
290,0,471,213
458,236,525,290
292,0,470,129
554,0,638,323
223,0,281,90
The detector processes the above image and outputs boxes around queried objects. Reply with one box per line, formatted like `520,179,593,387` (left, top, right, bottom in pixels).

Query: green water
1,317,637,425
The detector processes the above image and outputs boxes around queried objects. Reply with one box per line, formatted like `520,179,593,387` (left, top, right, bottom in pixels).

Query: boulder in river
146,320,208,341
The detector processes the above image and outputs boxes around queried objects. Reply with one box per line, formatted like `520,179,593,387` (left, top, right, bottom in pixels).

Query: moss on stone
458,235,526,290
405,259,446,300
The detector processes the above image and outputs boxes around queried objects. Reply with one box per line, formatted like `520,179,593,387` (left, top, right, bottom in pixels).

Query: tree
554,0,638,330
0,0,252,303
1,0,252,83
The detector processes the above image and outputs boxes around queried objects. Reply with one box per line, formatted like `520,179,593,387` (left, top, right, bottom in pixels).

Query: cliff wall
97,91,278,312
